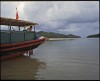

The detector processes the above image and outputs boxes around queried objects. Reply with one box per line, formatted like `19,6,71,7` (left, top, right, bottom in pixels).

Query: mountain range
37,31,81,38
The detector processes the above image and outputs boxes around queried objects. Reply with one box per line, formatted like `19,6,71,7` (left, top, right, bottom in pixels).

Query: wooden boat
0,17,47,60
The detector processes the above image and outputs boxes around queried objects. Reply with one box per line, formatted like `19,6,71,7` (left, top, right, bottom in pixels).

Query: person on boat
12,27,16,31
26,26,32,31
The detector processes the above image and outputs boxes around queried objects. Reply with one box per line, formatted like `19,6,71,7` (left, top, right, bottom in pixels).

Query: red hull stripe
1,41,45,52
0,38,46,48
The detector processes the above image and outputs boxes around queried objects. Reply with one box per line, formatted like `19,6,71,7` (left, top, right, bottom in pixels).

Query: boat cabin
0,17,39,44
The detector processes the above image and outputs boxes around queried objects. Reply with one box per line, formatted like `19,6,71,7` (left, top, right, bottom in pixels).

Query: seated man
26,26,32,31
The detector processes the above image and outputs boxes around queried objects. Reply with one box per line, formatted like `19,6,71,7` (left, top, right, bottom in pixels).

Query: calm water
1,38,99,80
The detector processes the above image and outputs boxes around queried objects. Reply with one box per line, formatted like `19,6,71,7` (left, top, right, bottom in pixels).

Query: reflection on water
1,50,46,80
1,38,99,80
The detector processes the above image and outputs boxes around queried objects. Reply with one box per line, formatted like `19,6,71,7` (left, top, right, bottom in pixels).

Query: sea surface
1,38,99,80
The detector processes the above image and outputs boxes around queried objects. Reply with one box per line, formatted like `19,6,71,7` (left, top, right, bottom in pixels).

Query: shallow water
1,38,99,80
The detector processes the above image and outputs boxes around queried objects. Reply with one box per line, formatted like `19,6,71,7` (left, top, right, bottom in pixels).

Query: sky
1,1,99,37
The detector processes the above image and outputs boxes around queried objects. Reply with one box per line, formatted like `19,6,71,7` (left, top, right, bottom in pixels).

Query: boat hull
0,38,47,60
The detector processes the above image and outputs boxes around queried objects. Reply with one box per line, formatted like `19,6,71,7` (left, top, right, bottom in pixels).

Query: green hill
87,33,100,38
37,31,81,38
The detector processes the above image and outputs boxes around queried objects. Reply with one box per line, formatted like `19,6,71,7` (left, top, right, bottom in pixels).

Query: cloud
1,1,99,37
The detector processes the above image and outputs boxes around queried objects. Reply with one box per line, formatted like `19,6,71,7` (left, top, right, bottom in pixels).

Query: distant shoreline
48,38,99,41
48,38,80,40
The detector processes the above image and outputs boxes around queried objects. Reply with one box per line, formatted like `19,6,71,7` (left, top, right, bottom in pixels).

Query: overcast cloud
1,1,99,37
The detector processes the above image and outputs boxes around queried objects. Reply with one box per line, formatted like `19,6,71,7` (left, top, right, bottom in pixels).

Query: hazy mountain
37,31,81,38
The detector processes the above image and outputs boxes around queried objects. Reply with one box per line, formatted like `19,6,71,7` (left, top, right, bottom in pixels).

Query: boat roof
0,17,38,27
